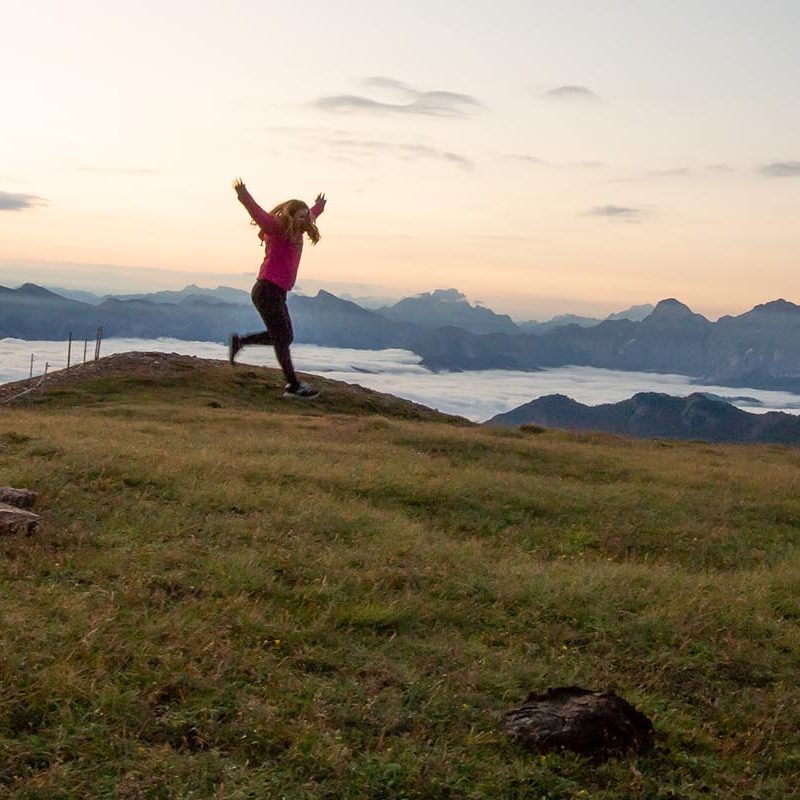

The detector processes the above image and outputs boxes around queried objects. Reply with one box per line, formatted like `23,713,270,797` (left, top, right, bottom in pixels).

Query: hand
315,192,327,208
232,177,247,197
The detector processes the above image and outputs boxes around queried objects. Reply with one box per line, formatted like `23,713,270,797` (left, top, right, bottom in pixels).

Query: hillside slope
1,354,798,799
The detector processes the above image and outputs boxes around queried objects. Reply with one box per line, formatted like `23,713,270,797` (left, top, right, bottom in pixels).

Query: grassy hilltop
1,354,798,799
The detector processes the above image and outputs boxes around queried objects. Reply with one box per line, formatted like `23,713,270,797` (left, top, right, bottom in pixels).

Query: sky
2,0,800,320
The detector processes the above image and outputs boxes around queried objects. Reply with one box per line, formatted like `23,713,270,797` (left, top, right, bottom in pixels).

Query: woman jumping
229,178,326,398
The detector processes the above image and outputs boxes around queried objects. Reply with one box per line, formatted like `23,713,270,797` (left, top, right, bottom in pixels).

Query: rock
0,486,38,509
502,686,654,760
0,502,41,534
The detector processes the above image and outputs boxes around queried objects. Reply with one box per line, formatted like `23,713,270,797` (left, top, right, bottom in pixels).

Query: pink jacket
237,188,325,291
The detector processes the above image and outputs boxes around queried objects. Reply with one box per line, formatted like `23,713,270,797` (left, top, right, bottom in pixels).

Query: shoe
228,334,242,365
283,381,319,399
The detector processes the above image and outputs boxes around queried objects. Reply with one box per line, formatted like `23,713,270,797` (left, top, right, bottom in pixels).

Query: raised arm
310,192,327,220
232,178,282,235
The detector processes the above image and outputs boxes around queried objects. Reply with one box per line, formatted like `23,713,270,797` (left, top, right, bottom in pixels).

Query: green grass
1,358,798,798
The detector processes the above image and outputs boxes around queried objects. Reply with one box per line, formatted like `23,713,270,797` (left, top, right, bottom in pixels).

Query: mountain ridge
488,391,800,445
2,283,800,392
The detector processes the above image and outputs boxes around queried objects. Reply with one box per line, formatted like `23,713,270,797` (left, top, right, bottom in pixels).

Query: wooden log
0,487,38,509
502,686,654,760
0,502,41,534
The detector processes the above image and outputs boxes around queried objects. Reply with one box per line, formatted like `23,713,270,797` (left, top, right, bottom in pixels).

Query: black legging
240,279,298,388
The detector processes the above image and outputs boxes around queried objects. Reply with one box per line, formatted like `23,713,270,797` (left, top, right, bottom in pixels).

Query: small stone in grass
502,686,654,760
0,486,38,509
0,502,41,534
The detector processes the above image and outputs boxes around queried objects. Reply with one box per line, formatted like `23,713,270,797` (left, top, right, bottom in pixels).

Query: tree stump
0,487,38,509
502,686,654,760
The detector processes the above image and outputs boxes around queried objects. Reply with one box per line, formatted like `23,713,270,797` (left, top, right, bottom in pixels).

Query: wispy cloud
610,164,736,183
361,76,417,96
544,85,600,102
571,160,605,169
0,190,46,211
506,155,546,166
265,127,474,170
325,137,474,169
647,168,693,178
505,155,604,170
506,153,606,170
587,205,644,223
760,161,800,178
313,76,482,118
77,167,159,175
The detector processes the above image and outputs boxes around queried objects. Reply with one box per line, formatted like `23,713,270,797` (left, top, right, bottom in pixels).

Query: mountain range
487,392,800,445
2,283,800,392
43,284,650,335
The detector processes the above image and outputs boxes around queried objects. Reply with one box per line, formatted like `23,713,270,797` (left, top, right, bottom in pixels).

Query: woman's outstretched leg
229,330,272,364
229,281,279,364
240,330,273,346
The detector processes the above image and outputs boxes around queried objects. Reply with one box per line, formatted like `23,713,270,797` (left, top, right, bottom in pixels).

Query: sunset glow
3,0,800,319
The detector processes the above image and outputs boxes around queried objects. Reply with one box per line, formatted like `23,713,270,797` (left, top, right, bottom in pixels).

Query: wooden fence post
94,327,103,362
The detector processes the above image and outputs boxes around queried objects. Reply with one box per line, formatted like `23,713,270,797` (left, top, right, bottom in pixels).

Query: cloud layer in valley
3,338,800,422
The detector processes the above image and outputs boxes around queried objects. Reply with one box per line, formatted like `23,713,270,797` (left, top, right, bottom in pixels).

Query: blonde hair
254,199,320,247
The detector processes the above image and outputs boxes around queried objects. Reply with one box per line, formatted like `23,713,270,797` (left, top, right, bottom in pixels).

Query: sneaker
283,381,319,399
228,334,242,365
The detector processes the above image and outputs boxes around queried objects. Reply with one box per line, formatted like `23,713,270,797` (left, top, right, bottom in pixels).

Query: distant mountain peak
753,299,800,314
17,283,61,298
646,298,709,325
427,288,468,303
605,303,654,322
651,298,694,315
380,288,518,335
487,391,800,445
310,289,372,313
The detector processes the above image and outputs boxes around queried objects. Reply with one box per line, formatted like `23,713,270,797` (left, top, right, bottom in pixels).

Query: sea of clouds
3,337,800,422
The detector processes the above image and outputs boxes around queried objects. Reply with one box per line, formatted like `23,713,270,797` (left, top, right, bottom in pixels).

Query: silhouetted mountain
410,297,800,389
288,291,418,349
3,284,800,392
0,284,413,349
609,298,711,374
108,284,251,305
518,303,655,334
704,299,800,390
379,288,519,334
606,304,654,322
0,284,260,341
0,284,92,339
518,314,602,334
44,287,106,304
488,392,800,445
